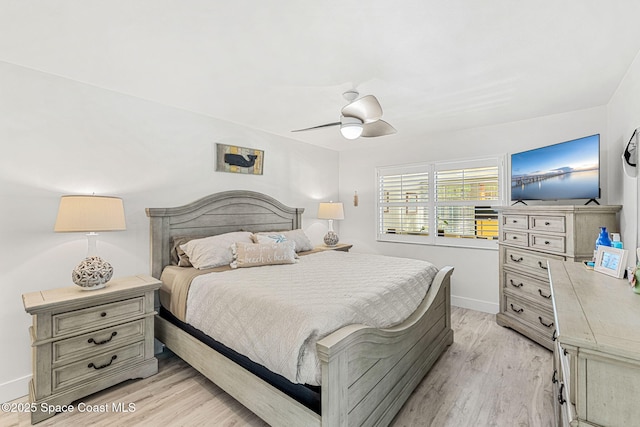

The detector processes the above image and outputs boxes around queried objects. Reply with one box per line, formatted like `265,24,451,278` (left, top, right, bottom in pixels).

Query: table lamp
317,201,344,246
54,195,126,289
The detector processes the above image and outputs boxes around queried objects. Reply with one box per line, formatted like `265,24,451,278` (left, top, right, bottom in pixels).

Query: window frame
376,155,506,250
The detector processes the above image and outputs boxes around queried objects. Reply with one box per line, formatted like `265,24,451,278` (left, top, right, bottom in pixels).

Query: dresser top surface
549,259,640,358
22,274,161,313
494,205,622,214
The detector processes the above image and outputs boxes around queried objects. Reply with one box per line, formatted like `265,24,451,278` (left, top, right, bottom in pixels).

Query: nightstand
314,243,353,252
22,275,161,424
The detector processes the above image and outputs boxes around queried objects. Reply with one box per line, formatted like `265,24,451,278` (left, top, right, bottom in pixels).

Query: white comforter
185,251,439,386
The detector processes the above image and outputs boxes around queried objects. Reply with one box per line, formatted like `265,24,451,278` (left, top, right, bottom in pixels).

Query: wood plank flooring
2,307,554,426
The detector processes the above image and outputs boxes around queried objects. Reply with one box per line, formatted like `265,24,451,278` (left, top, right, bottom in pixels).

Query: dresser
22,275,161,424
549,259,640,427
495,205,620,350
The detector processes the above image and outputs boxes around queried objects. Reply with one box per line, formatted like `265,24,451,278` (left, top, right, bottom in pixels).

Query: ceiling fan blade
291,122,341,132
361,120,397,138
341,95,383,123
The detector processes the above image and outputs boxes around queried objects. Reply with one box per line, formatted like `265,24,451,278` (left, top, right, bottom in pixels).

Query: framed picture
215,143,264,175
594,246,628,278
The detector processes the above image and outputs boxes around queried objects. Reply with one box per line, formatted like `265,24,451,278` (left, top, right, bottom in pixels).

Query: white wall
608,48,640,258
0,61,339,403
338,106,612,313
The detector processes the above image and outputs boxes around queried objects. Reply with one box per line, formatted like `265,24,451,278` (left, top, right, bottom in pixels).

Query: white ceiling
2,1,640,151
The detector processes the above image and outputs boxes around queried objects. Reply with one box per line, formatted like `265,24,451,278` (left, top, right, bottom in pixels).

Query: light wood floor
3,307,554,426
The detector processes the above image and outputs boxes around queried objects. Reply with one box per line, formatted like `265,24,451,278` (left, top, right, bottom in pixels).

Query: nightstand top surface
23,274,161,313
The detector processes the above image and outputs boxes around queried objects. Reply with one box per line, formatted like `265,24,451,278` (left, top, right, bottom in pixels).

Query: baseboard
451,295,498,314
0,374,30,403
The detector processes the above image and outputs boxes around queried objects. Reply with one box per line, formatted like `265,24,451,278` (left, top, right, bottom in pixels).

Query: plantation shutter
378,167,430,239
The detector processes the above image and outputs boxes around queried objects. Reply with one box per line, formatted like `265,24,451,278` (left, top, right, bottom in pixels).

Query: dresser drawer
53,340,145,392
53,297,145,337
530,215,565,233
503,230,529,247
504,293,555,337
53,319,146,366
504,247,565,279
530,233,565,253
503,271,553,304
503,214,529,230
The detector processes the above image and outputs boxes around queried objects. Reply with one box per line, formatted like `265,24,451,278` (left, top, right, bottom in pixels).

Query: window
377,157,504,249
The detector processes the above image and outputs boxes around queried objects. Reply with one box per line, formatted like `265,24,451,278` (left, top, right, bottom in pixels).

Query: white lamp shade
54,195,126,232
317,202,345,220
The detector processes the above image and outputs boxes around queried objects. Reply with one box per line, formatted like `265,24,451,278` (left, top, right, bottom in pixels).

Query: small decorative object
215,143,264,175
594,246,628,278
595,226,612,249
317,201,345,247
54,195,126,290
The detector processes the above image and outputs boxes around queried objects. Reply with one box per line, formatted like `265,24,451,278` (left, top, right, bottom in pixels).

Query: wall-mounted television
510,134,600,202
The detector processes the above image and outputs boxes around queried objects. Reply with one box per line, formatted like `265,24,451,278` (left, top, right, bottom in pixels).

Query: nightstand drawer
53,340,145,392
53,296,145,337
529,215,565,233
53,319,146,366
530,233,565,253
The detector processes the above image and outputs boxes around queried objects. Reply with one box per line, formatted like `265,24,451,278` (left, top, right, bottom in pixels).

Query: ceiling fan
292,90,396,140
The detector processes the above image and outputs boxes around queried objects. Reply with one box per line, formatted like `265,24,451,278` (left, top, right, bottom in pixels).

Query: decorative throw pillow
231,241,297,269
171,236,207,267
252,229,313,252
179,231,253,270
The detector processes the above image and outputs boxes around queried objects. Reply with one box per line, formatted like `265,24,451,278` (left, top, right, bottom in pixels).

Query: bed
146,190,454,426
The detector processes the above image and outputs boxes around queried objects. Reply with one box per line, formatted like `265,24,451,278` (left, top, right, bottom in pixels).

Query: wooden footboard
318,266,453,426
155,266,453,427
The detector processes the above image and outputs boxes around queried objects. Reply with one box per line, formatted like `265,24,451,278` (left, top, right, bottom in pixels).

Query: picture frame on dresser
594,246,628,278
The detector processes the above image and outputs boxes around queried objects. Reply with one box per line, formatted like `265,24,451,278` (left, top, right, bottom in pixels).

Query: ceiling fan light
340,124,363,139
340,116,363,139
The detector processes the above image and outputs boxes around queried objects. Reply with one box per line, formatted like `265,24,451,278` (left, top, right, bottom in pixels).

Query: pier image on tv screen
511,134,600,201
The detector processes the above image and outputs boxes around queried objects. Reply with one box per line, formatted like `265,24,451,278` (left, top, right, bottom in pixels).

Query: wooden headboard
145,190,304,279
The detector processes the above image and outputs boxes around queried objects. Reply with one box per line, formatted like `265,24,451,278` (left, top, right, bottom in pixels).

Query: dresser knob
509,279,523,288
100,312,107,317
88,355,117,370
88,331,117,345
509,303,524,314
538,317,554,328
538,289,551,299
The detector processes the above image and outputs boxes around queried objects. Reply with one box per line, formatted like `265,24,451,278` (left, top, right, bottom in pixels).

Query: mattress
161,250,439,386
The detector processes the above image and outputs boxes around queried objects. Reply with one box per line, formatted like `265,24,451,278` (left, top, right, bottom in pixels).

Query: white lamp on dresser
54,195,126,289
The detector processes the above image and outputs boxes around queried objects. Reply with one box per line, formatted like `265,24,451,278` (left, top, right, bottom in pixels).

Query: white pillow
179,231,253,269
252,229,314,252
231,241,297,269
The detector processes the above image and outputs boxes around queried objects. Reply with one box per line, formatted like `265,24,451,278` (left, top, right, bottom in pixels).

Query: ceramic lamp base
72,256,113,290
324,231,339,246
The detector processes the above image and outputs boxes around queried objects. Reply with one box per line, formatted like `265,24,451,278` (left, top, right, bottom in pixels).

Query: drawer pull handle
538,261,548,270
509,279,523,288
88,355,117,370
544,241,550,245
512,220,518,223
552,329,557,341
538,317,554,328
510,255,524,262
510,303,524,313
512,236,518,240
544,221,550,226
538,289,551,299
552,369,558,384
88,331,118,345
558,383,566,405
100,312,107,317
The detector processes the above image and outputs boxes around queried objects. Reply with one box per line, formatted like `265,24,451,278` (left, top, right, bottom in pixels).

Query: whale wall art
215,143,264,175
